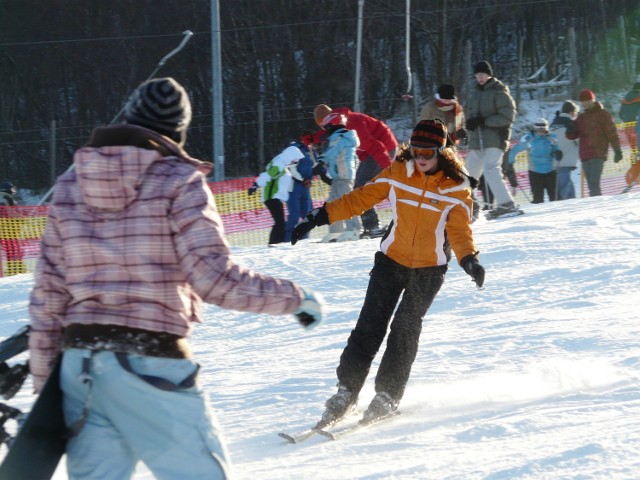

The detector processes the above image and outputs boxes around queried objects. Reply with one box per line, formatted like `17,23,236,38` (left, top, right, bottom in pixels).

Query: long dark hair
396,143,478,188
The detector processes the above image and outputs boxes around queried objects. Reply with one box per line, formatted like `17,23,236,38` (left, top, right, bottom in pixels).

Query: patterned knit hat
124,77,192,145
410,119,448,149
314,104,333,126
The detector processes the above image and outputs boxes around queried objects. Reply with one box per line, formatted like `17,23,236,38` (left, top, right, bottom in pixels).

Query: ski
621,181,637,194
485,209,524,220
318,411,400,441
278,416,349,444
278,427,321,444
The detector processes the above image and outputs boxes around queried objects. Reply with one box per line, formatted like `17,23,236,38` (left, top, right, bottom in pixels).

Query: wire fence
1,123,637,277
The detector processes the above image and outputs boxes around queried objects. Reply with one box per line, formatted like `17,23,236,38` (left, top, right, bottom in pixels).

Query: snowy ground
1,191,639,479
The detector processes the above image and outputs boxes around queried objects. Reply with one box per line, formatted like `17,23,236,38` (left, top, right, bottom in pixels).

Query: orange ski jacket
326,160,477,269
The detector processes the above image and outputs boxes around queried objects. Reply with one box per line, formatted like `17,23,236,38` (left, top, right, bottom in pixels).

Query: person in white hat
508,118,562,204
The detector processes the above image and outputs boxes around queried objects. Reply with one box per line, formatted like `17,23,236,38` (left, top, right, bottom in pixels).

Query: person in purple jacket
29,77,324,480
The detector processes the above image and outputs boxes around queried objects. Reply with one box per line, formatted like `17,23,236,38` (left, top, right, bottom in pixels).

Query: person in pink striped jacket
29,77,324,480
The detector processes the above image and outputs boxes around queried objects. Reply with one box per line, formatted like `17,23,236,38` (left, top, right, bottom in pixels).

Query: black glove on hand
614,149,623,163
553,150,563,161
465,116,484,131
291,205,330,245
461,253,485,289
247,183,258,196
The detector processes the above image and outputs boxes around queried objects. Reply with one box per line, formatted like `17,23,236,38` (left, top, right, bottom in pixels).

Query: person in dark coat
465,61,520,219
550,101,580,200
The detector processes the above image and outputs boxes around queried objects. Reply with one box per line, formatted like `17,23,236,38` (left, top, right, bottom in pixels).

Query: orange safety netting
0,122,636,277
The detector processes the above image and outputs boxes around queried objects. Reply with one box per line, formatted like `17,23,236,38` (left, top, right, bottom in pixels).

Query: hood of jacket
74,124,203,212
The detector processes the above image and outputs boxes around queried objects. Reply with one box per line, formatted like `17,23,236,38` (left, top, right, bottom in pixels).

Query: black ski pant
336,252,446,403
264,198,285,245
528,170,557,203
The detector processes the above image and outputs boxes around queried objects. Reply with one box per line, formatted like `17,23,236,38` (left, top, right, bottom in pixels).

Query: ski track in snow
0,193,639,479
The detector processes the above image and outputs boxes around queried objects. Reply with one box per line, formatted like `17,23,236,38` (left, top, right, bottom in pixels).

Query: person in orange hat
566,89,623,196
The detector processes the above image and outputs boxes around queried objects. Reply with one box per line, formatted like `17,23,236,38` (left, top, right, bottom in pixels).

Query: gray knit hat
124,77,192,145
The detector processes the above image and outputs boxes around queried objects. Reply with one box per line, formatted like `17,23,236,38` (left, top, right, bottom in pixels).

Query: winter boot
485,201,524,220
321,232,342,243
320,384,357,426
362,391,398,423
360,226,387,239
335,230,360,242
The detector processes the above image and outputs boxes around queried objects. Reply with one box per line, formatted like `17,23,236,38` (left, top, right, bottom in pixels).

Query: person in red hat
566,89,623,196
290,119,484,426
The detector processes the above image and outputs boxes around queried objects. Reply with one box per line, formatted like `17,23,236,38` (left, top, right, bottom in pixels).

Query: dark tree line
1,0,638,197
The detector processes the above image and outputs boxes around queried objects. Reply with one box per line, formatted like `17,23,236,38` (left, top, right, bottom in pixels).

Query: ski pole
37,30,194,206
517,184,532,203
621,181,637,194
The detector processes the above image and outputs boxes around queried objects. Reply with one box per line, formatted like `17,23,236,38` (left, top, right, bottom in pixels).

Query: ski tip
278,432,297,444
317,429,336,440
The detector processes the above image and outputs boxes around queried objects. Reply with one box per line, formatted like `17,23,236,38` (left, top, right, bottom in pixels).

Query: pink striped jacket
29,125,303,390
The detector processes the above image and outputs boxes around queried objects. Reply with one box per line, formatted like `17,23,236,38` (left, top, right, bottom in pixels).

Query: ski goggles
411,146,442,160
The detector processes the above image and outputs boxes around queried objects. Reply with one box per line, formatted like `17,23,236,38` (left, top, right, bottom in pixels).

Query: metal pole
258,100,264,167
354,0,365,112
37,31,194,206
569,27,580,95
211,0,225,181
404,0,412,95
49,120,56,187
619,16,630,81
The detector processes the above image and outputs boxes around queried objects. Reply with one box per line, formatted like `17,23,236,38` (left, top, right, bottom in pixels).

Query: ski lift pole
404,0,412,97
37,30,194,206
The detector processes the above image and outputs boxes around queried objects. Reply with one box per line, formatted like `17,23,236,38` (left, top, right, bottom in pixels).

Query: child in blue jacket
319,112,361,242
509,118,562,203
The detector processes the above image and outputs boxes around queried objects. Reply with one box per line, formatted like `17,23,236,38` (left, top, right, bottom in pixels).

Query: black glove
311,161,326,176
553,150,563,161
291,205,330,245
247,183,258,196
460,253,485,289
312,161,333,185
565,121,576,136
465,116,484,131
614,149,623,163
